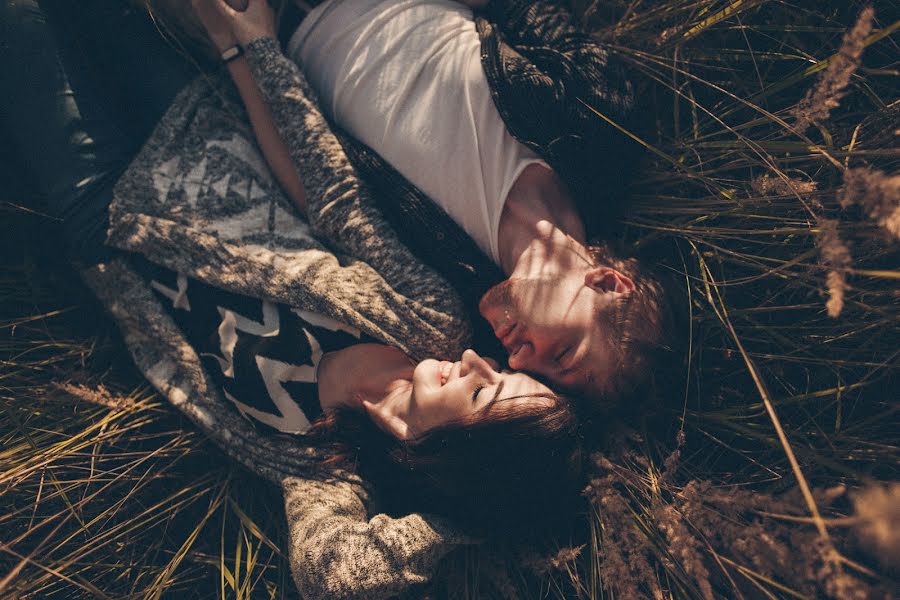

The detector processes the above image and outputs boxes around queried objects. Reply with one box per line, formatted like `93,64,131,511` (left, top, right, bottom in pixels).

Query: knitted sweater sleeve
282,475,474,600
241,38,469,347
81,258,475,599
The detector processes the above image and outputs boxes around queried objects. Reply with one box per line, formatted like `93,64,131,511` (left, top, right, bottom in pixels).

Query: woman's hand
196,0,278,48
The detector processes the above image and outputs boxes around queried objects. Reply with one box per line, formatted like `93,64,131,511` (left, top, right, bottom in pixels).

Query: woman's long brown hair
308,394,588,539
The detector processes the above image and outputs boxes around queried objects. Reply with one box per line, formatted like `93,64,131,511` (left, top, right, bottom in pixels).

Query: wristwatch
221,45,244,63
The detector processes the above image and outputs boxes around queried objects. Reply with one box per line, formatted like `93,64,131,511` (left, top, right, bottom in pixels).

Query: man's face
479,266,633,398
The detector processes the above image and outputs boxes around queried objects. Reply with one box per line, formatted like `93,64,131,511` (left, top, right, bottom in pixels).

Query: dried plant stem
714,554,808,600
697,252,831,544
727,320,828,540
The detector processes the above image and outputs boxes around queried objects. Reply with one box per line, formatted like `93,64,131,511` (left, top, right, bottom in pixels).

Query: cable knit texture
282,476,473,599
89,2,634,596
97,38,475,600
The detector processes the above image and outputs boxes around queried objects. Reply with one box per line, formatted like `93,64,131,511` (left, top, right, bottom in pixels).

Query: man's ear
362,400,411,440
585,267,636,295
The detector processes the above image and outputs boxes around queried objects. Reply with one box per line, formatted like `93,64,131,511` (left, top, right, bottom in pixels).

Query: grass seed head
791,6,875,131
841,167,900,240
852,483,900,570
816,218,853,317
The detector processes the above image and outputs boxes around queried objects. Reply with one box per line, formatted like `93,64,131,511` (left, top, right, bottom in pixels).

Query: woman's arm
190,0,472,357
192,0,308,216
225,58,308,216
282,475,474,600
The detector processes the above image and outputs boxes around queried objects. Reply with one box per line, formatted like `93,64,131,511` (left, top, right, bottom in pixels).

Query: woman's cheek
426,388,453,424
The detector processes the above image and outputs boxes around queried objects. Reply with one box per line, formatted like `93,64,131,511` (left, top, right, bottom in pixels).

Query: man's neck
498,164,589,276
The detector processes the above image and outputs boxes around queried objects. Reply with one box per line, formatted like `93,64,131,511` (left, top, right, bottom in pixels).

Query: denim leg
0,0,135,263
39,0,196,142
0,0,197,264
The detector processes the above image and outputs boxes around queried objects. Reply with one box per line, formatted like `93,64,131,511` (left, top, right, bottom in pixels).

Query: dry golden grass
2,0,898,598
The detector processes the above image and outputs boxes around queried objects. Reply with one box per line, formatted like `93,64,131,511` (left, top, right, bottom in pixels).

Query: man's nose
507,340,550,373
507,342,532,371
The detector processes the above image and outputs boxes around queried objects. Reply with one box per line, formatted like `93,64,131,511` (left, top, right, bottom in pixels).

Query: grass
2,0,898,597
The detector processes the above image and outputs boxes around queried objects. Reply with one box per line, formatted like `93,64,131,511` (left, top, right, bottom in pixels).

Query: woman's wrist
234,31,277,48
209,34,239,54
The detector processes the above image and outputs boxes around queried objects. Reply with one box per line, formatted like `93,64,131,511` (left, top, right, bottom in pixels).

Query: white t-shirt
288,0,546,264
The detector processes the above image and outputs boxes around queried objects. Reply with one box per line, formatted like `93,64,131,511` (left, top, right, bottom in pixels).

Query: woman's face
407,349,554,435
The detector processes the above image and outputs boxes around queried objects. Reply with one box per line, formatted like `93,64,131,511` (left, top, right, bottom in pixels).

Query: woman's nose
460,349,494,376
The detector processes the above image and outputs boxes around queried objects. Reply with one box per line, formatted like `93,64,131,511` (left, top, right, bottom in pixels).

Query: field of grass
2,0,898,598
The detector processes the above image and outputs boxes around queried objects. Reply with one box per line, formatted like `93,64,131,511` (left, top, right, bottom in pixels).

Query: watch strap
221,45,244,63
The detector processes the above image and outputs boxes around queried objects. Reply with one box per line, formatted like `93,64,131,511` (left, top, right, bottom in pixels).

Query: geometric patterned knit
90,37,476,600
137,258,375,434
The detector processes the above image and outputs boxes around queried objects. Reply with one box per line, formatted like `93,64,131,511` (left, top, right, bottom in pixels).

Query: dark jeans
0,0,195,263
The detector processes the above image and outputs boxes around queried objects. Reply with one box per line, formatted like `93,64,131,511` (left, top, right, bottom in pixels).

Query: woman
140,258,584,534
186,0,675,407
2,1,585,595
138,259,584,534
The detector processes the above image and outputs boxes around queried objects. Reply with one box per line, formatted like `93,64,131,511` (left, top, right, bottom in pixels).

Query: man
290,0,679,403
203,0,680,404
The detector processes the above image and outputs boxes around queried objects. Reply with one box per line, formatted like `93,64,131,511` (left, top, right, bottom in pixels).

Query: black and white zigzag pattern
140,261,368,434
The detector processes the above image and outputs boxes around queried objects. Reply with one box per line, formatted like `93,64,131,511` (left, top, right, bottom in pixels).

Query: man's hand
192,0,237,52
215,0,277,47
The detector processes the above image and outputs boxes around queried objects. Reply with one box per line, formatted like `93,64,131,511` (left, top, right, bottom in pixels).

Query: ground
1,0,898,597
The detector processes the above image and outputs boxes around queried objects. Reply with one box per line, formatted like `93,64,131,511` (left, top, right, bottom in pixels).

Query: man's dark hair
588,242,687,413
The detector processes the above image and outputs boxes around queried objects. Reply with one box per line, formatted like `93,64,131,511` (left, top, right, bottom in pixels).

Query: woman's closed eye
471,384,485,404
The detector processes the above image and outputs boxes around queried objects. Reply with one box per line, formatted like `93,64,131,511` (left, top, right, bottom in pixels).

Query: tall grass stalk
2,0,898,597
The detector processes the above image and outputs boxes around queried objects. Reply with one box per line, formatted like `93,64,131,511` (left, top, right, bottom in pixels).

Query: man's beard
479,278,515,316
